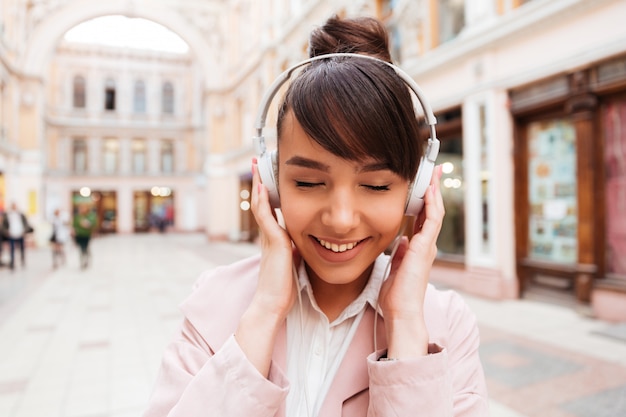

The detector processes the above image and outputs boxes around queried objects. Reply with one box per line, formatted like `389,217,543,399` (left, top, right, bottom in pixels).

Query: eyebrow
285,155,392,174
285,156,330,172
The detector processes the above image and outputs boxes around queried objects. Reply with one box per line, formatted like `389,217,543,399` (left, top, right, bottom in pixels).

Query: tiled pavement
0,233,624,417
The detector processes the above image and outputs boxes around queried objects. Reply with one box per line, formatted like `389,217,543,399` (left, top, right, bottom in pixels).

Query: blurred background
0,0,625,416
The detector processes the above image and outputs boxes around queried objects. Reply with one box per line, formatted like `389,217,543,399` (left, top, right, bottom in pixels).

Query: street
0,233,624,417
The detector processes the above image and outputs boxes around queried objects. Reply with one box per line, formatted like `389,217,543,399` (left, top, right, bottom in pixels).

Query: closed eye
363,184,391,191
295,181,324,188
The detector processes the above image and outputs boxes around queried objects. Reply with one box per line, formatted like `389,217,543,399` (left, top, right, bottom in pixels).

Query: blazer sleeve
143,313,289,417
366,290,489,417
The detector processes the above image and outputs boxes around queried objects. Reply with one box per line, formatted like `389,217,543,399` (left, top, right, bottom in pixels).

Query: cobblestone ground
0,233,624,417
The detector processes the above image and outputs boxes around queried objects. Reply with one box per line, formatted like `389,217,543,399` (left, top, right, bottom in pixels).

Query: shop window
132,138,147,174
73,75,86,109
438,136,465,256
133,189,175,232
72,138,88,173
527,119,577,263
72,190,117,233
104,78,116,111
134,80,146,113
433,107,465,259
102,137,119,174
438,0,465,44
603,99,626,276
162,81,174,114
161,139,174,173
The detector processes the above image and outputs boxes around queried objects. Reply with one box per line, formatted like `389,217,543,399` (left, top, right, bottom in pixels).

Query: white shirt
7,211,25,238
285,254,388,417
52,213,71,243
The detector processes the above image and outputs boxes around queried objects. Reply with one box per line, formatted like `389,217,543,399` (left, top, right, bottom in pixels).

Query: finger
251,161,280,236
413,165,444,234
388,236,409,277
409,172,444,256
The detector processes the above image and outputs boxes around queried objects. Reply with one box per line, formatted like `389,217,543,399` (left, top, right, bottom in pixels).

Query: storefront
133,187,175,232
71,189,117,233
511,54,626,304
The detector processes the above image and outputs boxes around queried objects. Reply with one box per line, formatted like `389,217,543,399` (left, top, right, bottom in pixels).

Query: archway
20,0,219,87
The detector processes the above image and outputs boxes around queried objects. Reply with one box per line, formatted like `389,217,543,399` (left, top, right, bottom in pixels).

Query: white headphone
253,53,440,216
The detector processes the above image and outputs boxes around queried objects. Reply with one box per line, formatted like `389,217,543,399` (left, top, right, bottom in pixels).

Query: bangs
278,58,422,180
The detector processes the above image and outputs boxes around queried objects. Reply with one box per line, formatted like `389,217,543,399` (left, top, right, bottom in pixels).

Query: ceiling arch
20,0,220,89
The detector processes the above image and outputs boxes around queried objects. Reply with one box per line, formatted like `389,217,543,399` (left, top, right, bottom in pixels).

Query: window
73,76,86,109
162,81,174,114
134,80,146,113
432,108,465,258
72,138,88,173
161,139,174,173
102,138,119,174
438,0,465,44
438,136,465,256
104,78,116,111
527,120,577,263
132,138,147,174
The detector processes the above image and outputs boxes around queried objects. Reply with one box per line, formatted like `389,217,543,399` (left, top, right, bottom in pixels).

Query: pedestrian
1,202,33,270
144,15,488,417
50,208,71,268
72,203,97,269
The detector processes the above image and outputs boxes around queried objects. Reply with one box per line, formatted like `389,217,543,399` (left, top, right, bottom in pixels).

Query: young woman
144,15,488,417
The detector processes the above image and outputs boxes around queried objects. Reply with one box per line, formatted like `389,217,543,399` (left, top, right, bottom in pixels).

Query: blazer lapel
317,306,387,416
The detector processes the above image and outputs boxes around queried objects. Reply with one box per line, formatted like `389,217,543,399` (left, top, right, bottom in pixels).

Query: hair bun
308,15,392,63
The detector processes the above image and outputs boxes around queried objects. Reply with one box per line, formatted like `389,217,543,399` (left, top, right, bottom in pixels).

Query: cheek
279,192,315,233
367,201,407,235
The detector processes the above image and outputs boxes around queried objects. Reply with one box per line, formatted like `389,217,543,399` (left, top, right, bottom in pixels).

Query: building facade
1,0,625,319
45,41,205,234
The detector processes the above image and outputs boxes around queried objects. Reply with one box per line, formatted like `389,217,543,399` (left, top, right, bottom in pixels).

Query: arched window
134,80,146,113
104,78,116,111
162,81,174,114
73,75,86,109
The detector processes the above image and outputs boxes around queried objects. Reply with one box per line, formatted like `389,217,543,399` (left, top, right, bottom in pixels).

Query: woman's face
278,111,409,288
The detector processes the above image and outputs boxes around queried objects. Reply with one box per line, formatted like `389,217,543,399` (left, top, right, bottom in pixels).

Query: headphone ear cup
405,155,435,216
257,150,280,209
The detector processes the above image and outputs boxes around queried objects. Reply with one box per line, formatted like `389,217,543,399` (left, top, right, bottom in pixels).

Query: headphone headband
254,53,438,155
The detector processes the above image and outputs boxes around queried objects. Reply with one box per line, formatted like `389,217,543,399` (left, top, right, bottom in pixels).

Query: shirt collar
296,253,389,325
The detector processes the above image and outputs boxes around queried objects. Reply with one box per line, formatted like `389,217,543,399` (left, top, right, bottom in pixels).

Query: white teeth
318,239,358,253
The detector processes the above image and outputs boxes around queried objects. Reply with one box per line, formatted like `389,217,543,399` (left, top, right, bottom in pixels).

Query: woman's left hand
378,165,445,358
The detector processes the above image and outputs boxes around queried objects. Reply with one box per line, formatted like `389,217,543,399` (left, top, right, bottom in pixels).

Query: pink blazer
143,255,489,417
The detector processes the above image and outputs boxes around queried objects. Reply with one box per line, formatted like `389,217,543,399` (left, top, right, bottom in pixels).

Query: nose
321,189,360,234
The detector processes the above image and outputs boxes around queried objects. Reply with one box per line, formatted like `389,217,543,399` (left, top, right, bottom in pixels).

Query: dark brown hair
277,15,423,181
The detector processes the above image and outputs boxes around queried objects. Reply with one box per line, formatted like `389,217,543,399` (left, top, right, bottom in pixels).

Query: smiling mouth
316,238,362,253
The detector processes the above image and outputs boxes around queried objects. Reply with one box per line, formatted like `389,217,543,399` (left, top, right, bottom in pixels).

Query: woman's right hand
235,158,298,378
